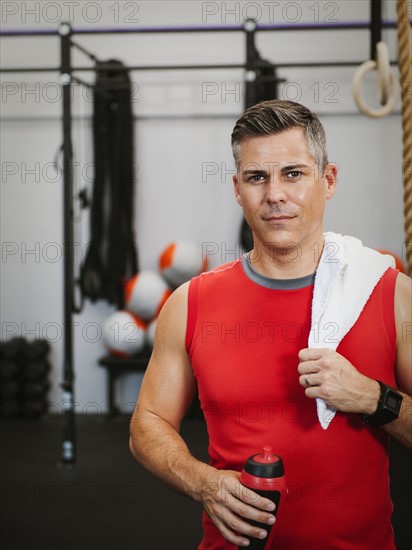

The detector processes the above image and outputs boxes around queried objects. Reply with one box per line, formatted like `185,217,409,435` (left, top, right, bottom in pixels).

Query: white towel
310,232,395,430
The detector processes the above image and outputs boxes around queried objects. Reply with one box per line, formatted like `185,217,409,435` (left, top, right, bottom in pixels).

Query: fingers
299,373,320,390
297,348,361,409
236,483,276,514
297,348,329,391
297,348,335,381
297,360,319,375
201,471,276,546
298,347,331,361
219,483,276,544
297,358,321,384
214,507,274,547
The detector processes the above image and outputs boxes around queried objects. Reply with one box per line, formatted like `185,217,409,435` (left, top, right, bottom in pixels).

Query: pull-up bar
0,60,400,74
0,19,406,37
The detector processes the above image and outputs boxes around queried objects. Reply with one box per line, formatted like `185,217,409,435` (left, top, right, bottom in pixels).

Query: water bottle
239,446,286,549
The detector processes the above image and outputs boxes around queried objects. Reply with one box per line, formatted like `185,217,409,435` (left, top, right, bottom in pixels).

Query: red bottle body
239,446,286,550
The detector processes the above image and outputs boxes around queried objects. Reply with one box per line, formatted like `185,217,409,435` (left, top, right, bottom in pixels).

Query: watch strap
361,380,403,426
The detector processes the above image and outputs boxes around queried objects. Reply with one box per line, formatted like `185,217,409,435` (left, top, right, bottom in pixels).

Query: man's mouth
263,215,296,222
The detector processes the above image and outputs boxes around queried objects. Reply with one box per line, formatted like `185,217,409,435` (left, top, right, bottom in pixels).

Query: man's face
233,128,337,254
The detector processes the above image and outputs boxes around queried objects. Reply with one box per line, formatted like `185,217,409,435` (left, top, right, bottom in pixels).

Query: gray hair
231,100,328,172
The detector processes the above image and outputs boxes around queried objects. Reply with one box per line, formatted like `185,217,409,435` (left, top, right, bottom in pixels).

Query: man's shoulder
190,257,244,286
199,257,242,276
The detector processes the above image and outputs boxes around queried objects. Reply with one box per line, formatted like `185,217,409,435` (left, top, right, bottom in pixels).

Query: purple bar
70,21,381,34
0,28,58,36
0,20,406,37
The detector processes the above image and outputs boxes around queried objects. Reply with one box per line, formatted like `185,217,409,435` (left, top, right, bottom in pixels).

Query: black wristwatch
361,381,403,426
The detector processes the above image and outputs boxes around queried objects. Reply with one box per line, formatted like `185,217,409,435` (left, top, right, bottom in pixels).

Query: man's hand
199,468,276,547
297,348,380,415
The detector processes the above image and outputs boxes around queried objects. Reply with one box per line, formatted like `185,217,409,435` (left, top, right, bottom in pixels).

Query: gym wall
1,0,404,413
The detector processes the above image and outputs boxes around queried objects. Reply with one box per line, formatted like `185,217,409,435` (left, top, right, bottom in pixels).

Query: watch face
362,384,403,426
387,393,401,412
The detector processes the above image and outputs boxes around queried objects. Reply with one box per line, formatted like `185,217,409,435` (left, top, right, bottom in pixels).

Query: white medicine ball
159,241,207,288
124,271,172,322
102,310,146,357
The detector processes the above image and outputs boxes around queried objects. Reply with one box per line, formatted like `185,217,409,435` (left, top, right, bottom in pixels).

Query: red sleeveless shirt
186,257,398,550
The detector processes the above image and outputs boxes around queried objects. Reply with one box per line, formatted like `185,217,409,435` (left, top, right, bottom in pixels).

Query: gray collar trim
241,253,316,289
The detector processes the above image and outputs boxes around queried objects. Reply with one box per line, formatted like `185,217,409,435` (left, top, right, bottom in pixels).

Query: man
129,100,411,548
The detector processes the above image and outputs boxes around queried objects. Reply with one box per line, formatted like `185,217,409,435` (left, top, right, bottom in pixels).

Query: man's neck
249,239,324,280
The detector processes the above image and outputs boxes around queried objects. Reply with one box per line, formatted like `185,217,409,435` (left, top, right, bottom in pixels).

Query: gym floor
0,415,411,550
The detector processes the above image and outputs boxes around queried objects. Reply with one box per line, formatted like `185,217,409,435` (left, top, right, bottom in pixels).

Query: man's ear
323,163,338,200
233,174,243,207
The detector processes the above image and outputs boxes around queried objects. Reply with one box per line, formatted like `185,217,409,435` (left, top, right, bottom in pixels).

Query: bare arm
383,272,412,447
129,282,276,546
297,272,412,449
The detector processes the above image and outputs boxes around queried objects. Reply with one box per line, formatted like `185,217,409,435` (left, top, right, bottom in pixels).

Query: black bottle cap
244,446,284,479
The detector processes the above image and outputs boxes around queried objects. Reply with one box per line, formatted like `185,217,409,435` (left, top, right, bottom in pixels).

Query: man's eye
248,174,265,182
286,171,302,179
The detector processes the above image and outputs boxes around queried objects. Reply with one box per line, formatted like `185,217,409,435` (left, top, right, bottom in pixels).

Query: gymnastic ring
352,58,397,118
376,42,391,105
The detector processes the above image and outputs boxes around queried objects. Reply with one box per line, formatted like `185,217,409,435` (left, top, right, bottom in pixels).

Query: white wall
1,1,406,413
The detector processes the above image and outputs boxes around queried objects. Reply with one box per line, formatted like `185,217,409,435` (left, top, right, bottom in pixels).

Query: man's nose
265,178,288,203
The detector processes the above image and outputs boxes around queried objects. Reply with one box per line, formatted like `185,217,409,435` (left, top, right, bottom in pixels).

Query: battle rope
396,0,412,276
80,59,139,306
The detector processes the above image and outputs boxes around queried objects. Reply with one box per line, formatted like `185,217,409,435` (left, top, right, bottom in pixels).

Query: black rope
80,59,138,307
